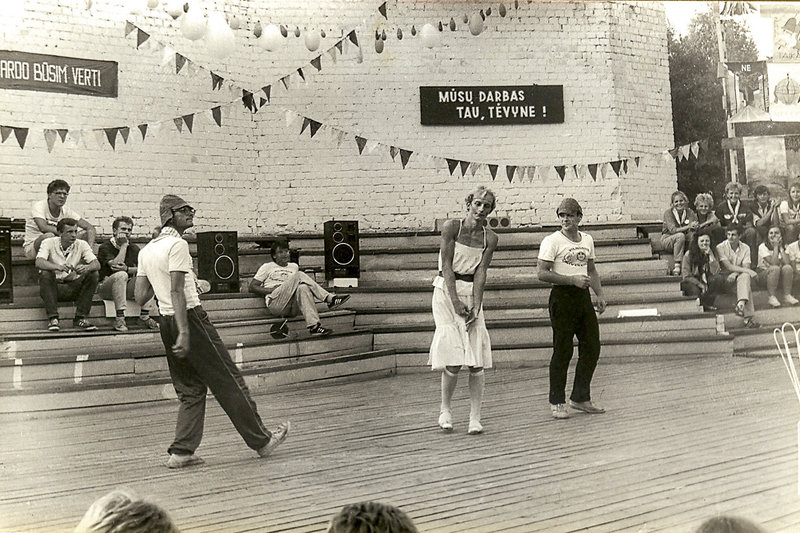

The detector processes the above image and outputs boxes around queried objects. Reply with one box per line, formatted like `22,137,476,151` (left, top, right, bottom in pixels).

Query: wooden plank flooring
1,356,800,533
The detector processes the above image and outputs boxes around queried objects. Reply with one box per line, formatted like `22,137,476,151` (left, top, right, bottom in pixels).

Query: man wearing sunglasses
136,194,290,468
23,179,96,259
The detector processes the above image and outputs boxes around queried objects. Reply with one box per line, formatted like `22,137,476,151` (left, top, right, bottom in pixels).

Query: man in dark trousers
135,194,290,468
537,198,607,420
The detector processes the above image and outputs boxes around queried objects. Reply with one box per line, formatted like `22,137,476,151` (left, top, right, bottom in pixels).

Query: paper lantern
375,38,384,53
280,24,288,37
449,17,456,31
165,0,183,19
468,12,484,36
397,28,403,40
258,24,283,51
228,15,240,30
420,23,439,48
499,3,507,17
205,12,235,58
181,6,207,41
304,30,320,51
253,21,262,38
147,0,159,8
294,26,301,38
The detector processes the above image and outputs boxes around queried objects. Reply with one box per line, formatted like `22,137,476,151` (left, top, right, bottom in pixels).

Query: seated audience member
248,239,350,336
23,179,96,259
757,225,798,307
661,190,698,275
74,488,178,533
716,182,758,265
750,184,779,244
787,236,800,279
681,231,724,312
36,218,100,332
716,225,758,328
778,180,800,244
327,501,418,533
97,216,159,332
694,515,764,533
694,192,725,246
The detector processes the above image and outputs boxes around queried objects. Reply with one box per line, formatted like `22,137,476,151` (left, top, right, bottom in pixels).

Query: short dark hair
694,515,764,533
328,502,418,533
270,238,290,259
112,216,134,231
726,224,743,236
56,217,78,234
47,179,71,195
753,184,769,196
74,489,178,533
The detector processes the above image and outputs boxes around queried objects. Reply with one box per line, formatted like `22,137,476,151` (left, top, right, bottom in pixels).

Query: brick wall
0,0,676,236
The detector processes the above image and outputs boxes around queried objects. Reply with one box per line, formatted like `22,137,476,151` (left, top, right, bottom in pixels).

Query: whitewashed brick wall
0,0,676,236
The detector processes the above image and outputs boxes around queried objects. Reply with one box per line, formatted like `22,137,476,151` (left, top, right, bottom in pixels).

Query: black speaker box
323,220,360,280
0,228,12,304
196,231,240,293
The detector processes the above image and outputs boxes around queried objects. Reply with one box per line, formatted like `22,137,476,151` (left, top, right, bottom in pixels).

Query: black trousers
159,306,273,455
547,285,601,405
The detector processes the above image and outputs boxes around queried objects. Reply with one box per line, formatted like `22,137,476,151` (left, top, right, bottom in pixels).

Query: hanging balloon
280,24,288,37
411,25,416,36
180,6,207,41
321,29,326,38
499,3,507,17
205,12,235,58
165,0,183,18
449,17,456,31
468,12,484,36
147,0,160,8
381,29,387,41
304,29,320,51
375,38,384,53
258,23,283,51
253,21,262,38
183,2,189,12
397,28,402,40
437,21,443,31
420,23,439,48
294,26,301,37
228,15,240,30
486,7,492,16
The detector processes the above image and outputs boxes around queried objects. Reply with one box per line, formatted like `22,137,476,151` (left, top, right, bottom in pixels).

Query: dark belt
438,271,474,282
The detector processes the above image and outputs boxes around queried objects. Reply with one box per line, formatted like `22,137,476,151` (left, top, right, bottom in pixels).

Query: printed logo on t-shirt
563,246,589,267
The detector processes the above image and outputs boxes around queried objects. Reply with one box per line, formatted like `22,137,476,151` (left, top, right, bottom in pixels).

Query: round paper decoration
499,3,507,17
228,15,240,30
181,6,207,41
468,12,484,35
259,24,283,51
165,0,183,19
420,23,439,48
206,12,235,58
253,21,262,38
775,75,800,105
147,0,159,8
305,30,320,51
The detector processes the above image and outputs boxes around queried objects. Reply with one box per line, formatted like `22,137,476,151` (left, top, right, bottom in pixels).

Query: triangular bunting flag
310,56,322,71
622,159,628,174
175,53,186,74
138,124,148,140
399,148,412,169
136,28,149,48
161,45,175,66
555,165,566,181
355,136,367,154
348,30,359,47
300,117,311,135
459,160,470,177
679,144,690,161
471,163,482,177
56,129,68,142
506,166,516,183
280,75,290,90
285,110,298,128
119,126,130,143
211,106,222,127
488,164,498,180
262,85,271,102
389,146,399,160
309,119,322,138
691,142,700,158
150,121,162,138
297,68,305,81
104,127,118,149
328,47,338,63
610,160,622,176
668,148,679,159
173,117,183,133
334,129,346,147
242,90,255,112
259,97,267,108
446,158,459,175
211,72,224,90
365,139,379,154
588,163,598,181
125,21,136,36
600,163,609,180
182,114,193,133
44,129,57,153
1,125,13,143
378,1,387,19
572,165,580,181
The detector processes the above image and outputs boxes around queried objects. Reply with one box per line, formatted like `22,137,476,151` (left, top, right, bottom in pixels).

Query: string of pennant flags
0,15,708,183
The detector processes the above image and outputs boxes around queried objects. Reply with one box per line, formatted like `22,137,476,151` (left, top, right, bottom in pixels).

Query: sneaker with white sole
767,295,782,308
47,318,60,332
139,316,160,330
73,318,97,331
113,317,128,332
783,294,800,306
568,400,606,414
308,323,331,336
166,453,205,469
551,403,569,419
258,421,291,458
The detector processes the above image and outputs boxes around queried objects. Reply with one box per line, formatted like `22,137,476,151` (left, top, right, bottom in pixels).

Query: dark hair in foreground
112,216,134,231
327,501,418,533
57,217,79,234
694,515,764,533
74,489,179,533
270,238,290,259
47,179,71,194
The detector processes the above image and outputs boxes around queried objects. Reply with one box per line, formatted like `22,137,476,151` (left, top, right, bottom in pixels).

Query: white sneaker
767,295,782,308
783,294,800,306
550,403,569,419
467,418,483,435
438,410,453,432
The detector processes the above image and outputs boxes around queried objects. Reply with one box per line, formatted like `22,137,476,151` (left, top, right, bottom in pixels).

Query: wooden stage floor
2,356,800,533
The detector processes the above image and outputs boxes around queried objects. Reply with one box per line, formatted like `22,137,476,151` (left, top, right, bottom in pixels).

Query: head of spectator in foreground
725,224,743,244
74,489,178,533
670,190,689,211
57,218,79,247
159,194,195,233
465,186,496,213
752,185,770,206
112,216,134,242
694,192,714,216
327,501,418,533
270,238,291,267
47,179,71,209
694,515,764,533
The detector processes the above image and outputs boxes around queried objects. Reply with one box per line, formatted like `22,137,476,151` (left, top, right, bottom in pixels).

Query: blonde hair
464,186,496,211
694,192,714,208
75,490,178,533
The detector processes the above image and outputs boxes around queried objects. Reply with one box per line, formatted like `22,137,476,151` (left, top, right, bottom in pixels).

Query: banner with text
420,85,564,126
0,50,118,97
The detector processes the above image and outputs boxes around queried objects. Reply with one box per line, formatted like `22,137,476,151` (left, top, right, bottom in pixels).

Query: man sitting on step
96,216,159,332
23,179,96,259
35,218,100,332
248,238,350,336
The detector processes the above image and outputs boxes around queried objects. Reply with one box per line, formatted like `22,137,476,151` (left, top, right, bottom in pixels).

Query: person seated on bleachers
22,179,96,260
248,238,350,336
716,224,758,328
694,515,764,533
756,225,798,307
661,190,698,276
680,230,724,312
96,216,159,332
786,236,800,287
74,488,178,533
778,180,800,244
694,192,725,246
35,218,100,332
750,184,779,246
327,501,418,533
716,182,758,265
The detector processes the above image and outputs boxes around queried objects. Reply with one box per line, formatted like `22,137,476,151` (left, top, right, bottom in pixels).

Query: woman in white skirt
429,186,499,434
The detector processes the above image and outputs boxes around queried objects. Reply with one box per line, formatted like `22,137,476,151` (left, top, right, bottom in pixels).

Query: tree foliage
668,8,758,203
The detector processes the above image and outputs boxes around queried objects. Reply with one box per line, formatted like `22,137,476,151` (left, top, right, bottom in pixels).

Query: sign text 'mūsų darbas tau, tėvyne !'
0,50,118,97
419,85,564,126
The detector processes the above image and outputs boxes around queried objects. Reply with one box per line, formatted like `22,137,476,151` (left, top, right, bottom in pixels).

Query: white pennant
364,139,380,154
94,129,106,148
161,45,175,66
285,109,299,128
691,141,700,158
679,144,690,161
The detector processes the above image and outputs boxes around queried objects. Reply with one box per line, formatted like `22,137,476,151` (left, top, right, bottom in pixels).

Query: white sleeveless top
433,221,486,289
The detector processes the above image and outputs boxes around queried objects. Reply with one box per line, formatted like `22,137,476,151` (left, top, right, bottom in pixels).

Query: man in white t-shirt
537,198,606,420
249,239,350,336
23,179,96,259
135,194,290,469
